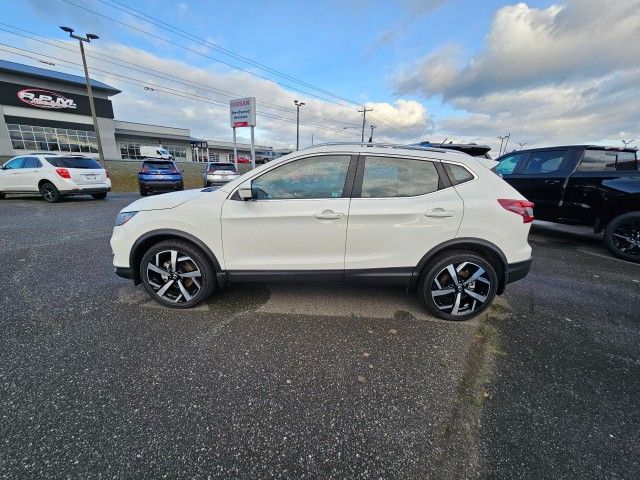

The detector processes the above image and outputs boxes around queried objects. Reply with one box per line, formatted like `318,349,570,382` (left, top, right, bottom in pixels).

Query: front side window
252,155,351,200
495,153,525,175
3,157,24,169
578,149,638,172
361,156,440,198
521,150,567,175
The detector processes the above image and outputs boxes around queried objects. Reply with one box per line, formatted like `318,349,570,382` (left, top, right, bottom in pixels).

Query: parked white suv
0,154,111,202
110,144,533,320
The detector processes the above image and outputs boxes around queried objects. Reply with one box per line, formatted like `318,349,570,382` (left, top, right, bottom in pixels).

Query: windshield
45,157,102,169
143,161,175,170
158,148,171,156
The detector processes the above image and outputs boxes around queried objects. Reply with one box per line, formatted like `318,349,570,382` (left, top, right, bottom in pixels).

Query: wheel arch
129,229,223,286
410,238,508,294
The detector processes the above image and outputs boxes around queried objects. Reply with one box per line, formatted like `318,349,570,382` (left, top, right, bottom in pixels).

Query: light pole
294,99,305,150
518,142,527,150
60,26,105,165
622,139,636,148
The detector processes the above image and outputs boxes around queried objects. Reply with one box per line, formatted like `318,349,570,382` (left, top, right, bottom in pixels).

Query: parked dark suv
495,145,640,262
138,159,184,196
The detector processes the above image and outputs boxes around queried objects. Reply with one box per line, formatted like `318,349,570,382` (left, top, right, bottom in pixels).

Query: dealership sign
17,88,78,110
229,97,256,128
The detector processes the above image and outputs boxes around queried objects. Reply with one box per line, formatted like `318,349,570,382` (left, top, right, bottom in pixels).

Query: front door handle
314,210,343,220
425,208,454,218
544,179,561,185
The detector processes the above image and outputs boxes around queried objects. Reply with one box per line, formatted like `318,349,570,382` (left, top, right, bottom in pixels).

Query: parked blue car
138,159,184,196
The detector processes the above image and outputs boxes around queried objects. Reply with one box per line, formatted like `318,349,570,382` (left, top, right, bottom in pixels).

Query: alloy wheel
146,249,202,303
612,220,640,257
430,261,492,316
42,184,56,202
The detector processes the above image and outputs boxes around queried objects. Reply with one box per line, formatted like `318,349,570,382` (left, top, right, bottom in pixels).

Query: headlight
115,211,138,226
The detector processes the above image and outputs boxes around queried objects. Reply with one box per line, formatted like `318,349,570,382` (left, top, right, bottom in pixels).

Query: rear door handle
544,179,561,185
314,210,343,220
425,208,454,218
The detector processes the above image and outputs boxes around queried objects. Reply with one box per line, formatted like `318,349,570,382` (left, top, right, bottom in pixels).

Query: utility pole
60,26,104,165
503,133,511,154
368,124,377,143
497,136,506,156
294,99,305,150
358,106,373,143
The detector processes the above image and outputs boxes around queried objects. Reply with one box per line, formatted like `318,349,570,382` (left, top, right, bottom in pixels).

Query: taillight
56,168,71,179
139,166,149,173
498,199,535,223
105,170,110,178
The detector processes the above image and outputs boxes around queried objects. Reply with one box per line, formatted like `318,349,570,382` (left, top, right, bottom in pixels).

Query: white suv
0,154,111,202
110,144,533,320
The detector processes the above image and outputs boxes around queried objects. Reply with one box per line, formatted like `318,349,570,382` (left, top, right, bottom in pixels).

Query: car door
221,154,355,273
344,155,463,276
0,157,25,191
500,149,572,221
19,156,42,191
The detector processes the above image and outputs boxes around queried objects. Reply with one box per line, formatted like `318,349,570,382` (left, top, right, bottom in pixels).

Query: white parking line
577,249,640,266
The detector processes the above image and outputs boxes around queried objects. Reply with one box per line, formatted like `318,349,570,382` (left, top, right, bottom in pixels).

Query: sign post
230,97,257,169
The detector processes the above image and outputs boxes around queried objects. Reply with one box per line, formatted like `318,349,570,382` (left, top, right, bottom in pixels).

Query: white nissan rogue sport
110,143,533,321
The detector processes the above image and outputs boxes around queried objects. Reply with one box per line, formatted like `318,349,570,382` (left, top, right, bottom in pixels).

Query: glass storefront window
5,123,98,154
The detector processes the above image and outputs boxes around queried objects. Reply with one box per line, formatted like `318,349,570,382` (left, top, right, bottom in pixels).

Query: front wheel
419,251,498,321
604,212,640,263
139,239,215,308
40,181,61,203
91,192,107,200
0,192,5,199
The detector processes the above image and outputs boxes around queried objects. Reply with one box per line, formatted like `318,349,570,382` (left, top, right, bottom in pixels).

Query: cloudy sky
0,0,638,154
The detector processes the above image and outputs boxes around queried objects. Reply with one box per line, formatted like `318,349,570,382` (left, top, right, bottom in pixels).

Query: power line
0,24,360,129
58,0,422,138
0,43,355,135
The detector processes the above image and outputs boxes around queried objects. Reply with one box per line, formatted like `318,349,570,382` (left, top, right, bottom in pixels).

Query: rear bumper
62,186,111,195
139,180,183,191
505,258,532,284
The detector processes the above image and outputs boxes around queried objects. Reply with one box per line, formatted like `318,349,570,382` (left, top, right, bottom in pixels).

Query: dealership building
0,60,281,162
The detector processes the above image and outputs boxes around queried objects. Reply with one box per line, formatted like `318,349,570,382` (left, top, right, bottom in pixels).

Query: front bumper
506,258,532,284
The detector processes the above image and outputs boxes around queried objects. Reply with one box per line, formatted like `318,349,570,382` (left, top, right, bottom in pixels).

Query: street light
369,124,377,143
60,26,105,165
518,142,527,150
294,100,305,150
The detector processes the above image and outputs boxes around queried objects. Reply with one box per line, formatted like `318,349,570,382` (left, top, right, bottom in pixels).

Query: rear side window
143,161,175,170
46,157,102,169
577,150,638,172
23,157,41,168
361,156,440,198
521,150,567,174
495,153,526,175
443,163,474,185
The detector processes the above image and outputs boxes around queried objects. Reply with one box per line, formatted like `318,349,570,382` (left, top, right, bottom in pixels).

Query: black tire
604,212,640,263
139,239,216,309
39,181,61,203
419,250,498,321
0,192,5,199
91,192,108,200
139,188,148,197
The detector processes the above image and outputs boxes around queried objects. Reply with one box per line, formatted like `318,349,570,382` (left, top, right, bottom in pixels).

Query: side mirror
237,180,252,201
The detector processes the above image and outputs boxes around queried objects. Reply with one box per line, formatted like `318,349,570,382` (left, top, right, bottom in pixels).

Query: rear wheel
419,250,497,321
604,212,640,263
91,192,107,200
0,192,5,199
139,188,148,197
40,181,61,203
139,239,215,308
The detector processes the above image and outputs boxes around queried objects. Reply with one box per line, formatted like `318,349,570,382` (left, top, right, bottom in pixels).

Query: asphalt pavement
0,193,638,479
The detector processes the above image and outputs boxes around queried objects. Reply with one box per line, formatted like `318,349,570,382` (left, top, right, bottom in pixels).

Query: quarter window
361,156,440,198
578,150,638,172
443,163,474,185
521,150,567,175
251,155,351,200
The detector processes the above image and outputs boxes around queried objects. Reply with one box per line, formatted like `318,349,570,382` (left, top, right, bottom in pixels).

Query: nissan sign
230,97,256,128
17,88,77,110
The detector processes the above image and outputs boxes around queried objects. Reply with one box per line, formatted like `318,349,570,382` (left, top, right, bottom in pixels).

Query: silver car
203,162,240,187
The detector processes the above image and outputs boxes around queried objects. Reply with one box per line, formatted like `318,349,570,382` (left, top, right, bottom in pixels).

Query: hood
120,189,204,213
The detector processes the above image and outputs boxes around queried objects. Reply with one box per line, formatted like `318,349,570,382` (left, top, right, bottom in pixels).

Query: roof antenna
439,138,448,146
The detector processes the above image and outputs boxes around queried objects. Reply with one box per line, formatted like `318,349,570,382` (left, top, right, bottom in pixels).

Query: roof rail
300,142,450,153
